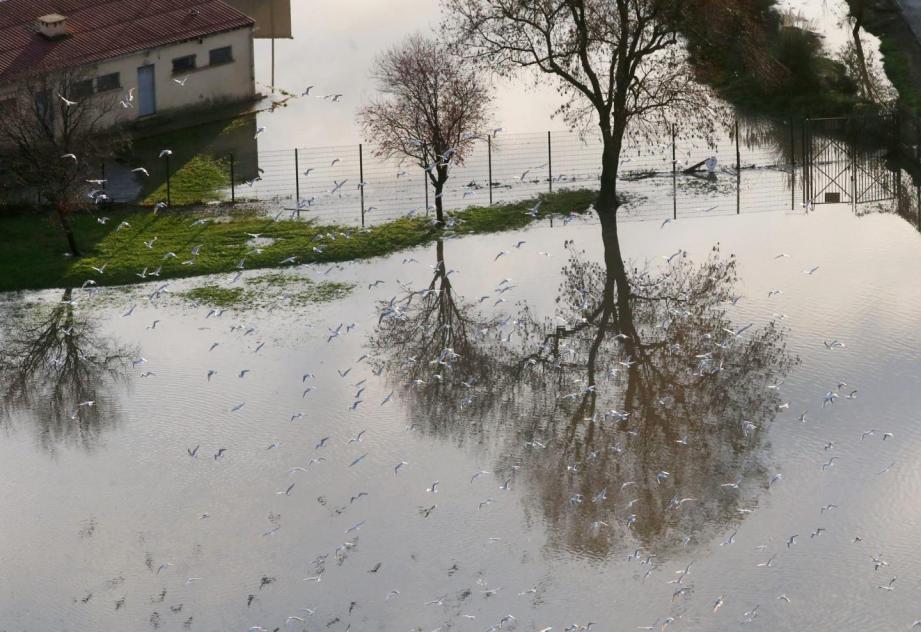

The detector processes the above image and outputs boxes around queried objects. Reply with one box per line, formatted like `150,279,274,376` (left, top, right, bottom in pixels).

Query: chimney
37,14,68,39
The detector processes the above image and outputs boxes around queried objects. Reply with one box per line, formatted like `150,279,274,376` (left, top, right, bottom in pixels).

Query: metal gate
805,115,897,205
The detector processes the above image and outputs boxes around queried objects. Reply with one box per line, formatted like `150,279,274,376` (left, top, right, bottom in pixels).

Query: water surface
3,191,921,630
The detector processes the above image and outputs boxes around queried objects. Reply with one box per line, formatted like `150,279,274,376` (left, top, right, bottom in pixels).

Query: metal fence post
487,135,493,205
735,119,741,172
359,143,365,227
735,119,741,215
914,116,921,221
294,148,300,217
165,154,171,206
424,171,429,215
851,136,857,210
230,153,235,204
897,162,903,205
547,131,553,192
737,169,741,214
790,118,796,168
671,124,677,220
802,119,808,205
790,119,795,210
915,115,921,165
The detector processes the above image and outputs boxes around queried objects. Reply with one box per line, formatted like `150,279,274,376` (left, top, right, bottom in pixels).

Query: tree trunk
434,184,445,224
596,119,625,218
850,2,877,102
599,211,636,342
585,285,613,392
434,169,447,225
54,204,80,257
435,238,452,295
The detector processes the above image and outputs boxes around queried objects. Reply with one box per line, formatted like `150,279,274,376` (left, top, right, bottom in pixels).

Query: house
0,0,257,125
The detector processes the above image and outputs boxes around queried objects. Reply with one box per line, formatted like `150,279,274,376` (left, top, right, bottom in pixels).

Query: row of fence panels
100,119,827,226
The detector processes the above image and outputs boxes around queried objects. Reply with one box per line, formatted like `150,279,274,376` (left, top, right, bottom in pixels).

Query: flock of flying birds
46,78,919,631
68,219,594,631
61,75,711,219
63,79,404,212
251,85,565,218
56,206,921,632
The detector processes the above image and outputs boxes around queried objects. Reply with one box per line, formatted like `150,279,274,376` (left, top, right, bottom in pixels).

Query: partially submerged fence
97,111,921,226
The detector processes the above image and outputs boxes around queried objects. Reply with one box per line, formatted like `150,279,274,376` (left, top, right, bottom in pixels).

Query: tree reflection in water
372,238,513,438
0,289,135,452
373,218,797,560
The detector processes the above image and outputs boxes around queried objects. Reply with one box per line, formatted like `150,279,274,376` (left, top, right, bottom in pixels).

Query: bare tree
358,34,492,225
840,1,896,104
0,67,126,256
444,0,723,217
845,0,878,102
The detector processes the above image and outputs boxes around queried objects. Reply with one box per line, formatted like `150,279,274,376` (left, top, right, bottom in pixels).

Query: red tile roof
0,0,254,82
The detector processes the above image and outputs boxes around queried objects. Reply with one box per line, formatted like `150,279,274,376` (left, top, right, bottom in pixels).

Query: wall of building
0,27,257,128
90,26,256,127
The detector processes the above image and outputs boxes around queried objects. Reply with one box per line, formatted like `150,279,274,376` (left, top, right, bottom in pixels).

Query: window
172,54,196,74
209,46,233,66
71,79,94,99
96,72,121,92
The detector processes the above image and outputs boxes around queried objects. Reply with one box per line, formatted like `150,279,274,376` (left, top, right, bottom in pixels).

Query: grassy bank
178,276,354,309
129,113,255,207
141,154,231,206
0,189,595,293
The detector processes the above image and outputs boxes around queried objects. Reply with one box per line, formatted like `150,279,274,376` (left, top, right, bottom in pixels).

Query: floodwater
3,178,921,630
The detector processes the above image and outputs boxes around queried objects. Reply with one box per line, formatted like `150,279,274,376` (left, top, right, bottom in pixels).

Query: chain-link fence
100,116,896,226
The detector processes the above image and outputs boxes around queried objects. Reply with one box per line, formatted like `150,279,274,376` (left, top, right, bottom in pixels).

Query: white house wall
0,26,256,128
97,26,256,126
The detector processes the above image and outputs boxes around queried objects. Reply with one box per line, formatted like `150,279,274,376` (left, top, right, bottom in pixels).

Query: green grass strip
0,188,595,292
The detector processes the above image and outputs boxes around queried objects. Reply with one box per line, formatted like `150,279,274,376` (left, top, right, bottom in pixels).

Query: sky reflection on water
3,196,921,630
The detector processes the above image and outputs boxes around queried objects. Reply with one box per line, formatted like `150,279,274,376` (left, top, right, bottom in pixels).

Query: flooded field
3,191,921,630
102,0,888,223
3,0,920,628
